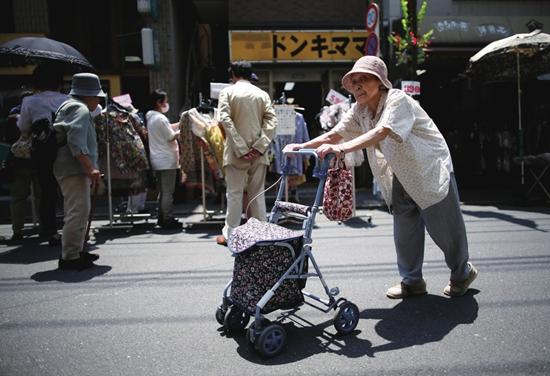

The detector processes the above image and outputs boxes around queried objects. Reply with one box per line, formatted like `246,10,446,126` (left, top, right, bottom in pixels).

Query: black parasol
0,36,93,69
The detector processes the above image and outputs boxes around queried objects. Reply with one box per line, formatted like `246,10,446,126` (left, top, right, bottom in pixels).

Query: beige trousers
222,161,267,239
57,175,91,260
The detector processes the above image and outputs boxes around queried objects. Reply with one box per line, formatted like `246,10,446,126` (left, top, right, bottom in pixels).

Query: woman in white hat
283,56,477,299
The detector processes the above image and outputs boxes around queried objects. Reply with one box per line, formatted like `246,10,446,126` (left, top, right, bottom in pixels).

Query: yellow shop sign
230,30,371,62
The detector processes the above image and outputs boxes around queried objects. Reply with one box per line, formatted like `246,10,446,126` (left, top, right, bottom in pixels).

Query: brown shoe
444,262,478,297
386,279,427,299
215,235,227,246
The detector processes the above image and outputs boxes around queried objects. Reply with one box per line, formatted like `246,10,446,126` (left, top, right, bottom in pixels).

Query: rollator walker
215,150,360,358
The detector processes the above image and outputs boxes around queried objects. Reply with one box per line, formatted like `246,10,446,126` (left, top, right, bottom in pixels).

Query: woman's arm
316,125,390,159
282,129,343,153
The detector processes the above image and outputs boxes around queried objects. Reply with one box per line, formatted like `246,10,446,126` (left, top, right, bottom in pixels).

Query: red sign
366,3,379,32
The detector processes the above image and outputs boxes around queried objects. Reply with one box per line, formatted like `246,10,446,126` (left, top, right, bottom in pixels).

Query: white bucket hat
341,56,392,92
69,73,106,97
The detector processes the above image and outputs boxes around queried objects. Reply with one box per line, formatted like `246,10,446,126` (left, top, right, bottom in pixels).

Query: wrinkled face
349,73,382,107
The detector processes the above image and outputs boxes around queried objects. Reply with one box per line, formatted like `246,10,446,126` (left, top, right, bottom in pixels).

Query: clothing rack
99,98,151,230
183,95,226,229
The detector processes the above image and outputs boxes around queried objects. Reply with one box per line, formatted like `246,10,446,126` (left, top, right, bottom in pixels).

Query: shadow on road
91,222,195,246
363,291,479,355
462,209,547,232
224,311,372,364
30,264,111,283
0,241,60,264
223,291,478,363
341,215,376,229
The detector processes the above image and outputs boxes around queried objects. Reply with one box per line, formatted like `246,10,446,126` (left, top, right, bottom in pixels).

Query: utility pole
407,0,418,78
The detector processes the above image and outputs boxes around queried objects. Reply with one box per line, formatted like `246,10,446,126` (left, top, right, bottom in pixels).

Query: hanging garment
318,102,351,131
95,106,149,194
95,106,149,174
272,112,310,175
178,111,201,185
187,108,224,178
178,108,225,193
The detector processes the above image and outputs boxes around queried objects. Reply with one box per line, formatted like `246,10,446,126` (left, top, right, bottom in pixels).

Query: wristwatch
339,146,345,158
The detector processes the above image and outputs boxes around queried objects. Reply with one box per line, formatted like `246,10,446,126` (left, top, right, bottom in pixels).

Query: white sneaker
386,279,427,299
444,262,478,297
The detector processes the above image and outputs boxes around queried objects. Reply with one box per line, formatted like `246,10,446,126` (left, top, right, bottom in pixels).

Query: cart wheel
246,318,271,347
215,305,226,326
223,306,250,332
255,324,286,358
333,301,359,335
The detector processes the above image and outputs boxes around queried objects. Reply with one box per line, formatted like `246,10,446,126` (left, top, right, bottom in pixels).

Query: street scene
1,0,550,374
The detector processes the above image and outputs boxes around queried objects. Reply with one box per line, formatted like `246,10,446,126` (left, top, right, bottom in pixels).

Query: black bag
30,106,68,165
30,118,59,164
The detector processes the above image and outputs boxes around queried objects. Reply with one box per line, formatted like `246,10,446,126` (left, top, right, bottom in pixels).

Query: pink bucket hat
341,56,392,92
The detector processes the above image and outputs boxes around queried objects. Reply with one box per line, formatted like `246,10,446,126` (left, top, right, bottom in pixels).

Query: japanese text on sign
274,105,297,136
230,30,371,62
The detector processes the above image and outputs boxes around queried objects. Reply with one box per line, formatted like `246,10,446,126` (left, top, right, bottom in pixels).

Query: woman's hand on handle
316,144,342,160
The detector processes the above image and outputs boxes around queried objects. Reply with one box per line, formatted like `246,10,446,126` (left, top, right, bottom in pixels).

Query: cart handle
283,148,336,175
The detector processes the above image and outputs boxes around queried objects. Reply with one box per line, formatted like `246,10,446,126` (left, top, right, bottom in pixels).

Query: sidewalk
1,181,547,238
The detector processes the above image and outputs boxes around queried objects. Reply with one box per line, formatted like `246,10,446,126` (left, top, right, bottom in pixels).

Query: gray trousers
392,173,469,285
155,169,177,222
58,175,91,260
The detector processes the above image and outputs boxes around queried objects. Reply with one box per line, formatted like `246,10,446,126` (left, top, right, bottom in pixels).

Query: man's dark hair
229,60,252,80
149,88,167,109
32,63,64,91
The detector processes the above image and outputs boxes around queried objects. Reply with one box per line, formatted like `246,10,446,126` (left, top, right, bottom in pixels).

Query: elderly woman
284,56,477,298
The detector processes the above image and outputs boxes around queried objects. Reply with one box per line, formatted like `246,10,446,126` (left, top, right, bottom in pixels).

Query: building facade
2,0,549,192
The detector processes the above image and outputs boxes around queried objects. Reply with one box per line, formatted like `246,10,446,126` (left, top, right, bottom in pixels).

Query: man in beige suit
216,61,277,245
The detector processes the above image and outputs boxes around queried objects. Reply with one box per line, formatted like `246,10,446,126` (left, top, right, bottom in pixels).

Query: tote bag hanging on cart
323,157,353,222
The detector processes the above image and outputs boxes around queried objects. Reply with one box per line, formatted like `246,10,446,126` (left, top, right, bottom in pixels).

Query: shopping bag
322,158,353,222
10,134,32,159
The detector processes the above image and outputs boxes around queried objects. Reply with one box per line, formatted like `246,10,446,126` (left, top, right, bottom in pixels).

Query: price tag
274,105,296,135
401,81,421,96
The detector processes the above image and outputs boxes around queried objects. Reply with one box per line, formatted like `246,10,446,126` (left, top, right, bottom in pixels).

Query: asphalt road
0,204,549,375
